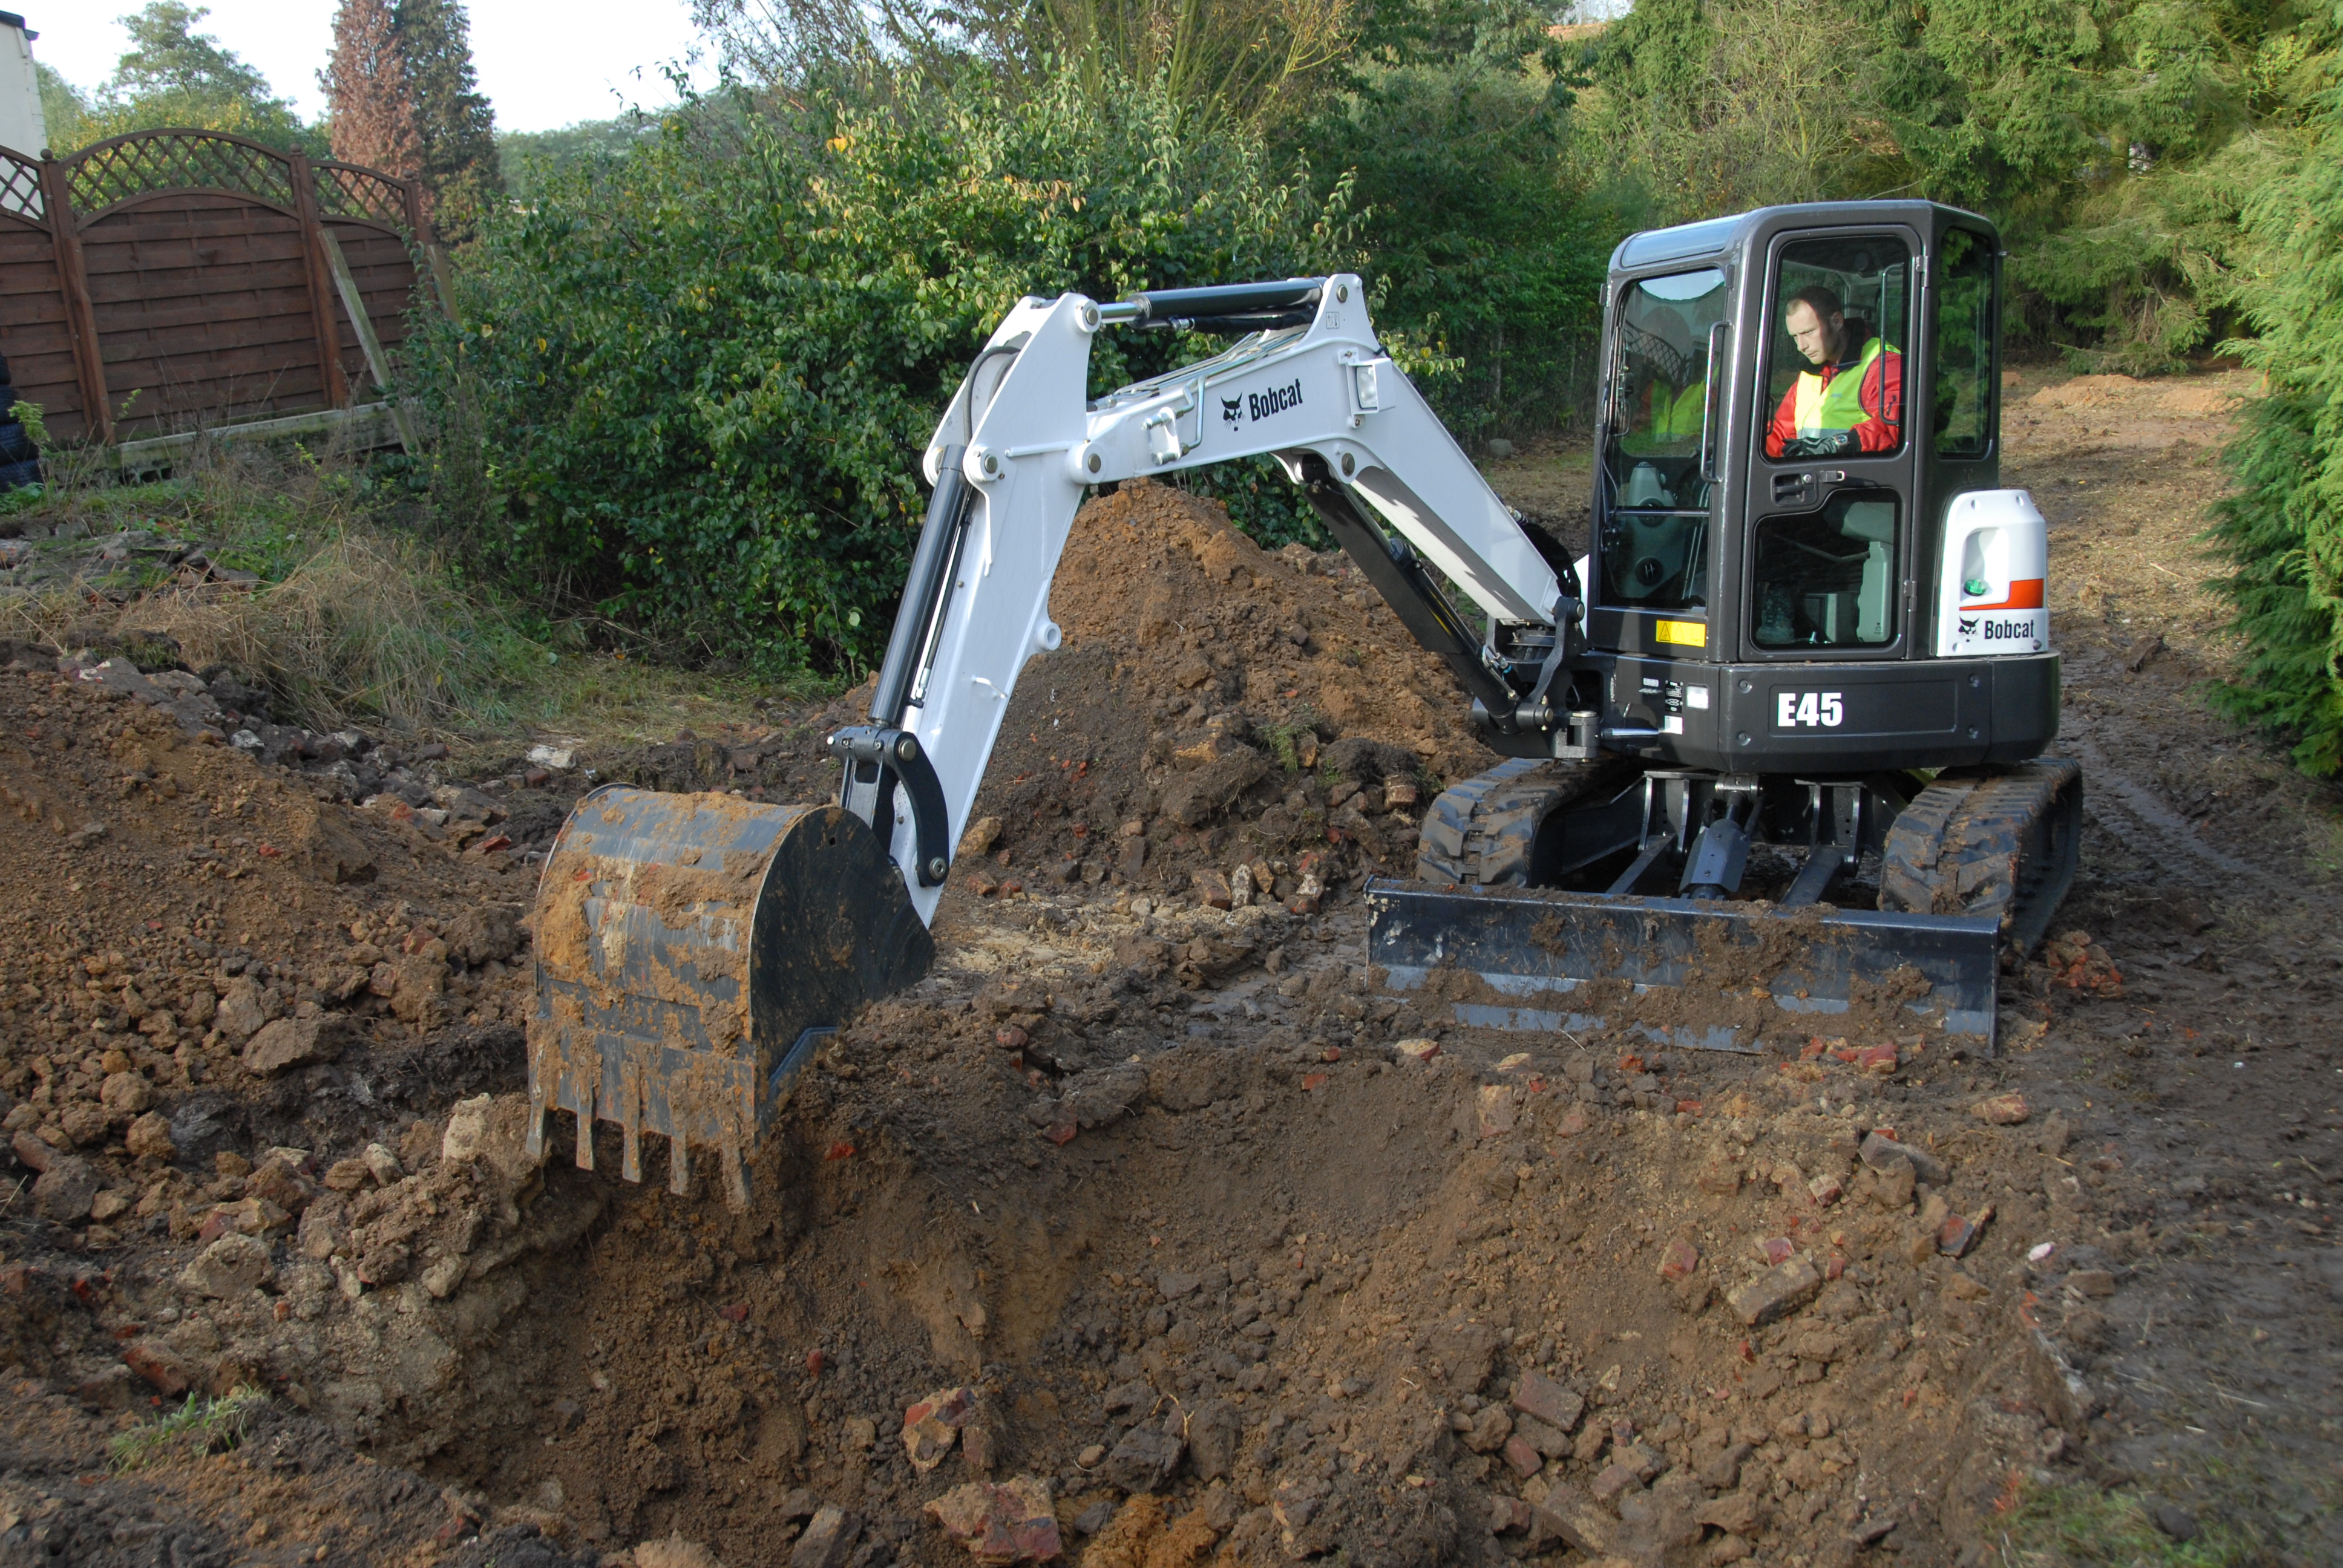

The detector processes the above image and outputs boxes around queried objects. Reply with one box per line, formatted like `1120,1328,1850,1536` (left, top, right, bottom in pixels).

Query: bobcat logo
1221,396,1244,428
1958,616,1979,637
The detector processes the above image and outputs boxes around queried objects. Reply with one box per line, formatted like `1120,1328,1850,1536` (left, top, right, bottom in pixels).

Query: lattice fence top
0,146,42,223
313,161,410,229
67,130,297,215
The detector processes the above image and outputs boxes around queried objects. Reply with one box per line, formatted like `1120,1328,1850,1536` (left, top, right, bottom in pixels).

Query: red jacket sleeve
1765,382,1799,459
1852,350,1904,453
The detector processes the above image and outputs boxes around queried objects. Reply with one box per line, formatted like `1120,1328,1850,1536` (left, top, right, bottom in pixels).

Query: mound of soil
6,373,2340,1568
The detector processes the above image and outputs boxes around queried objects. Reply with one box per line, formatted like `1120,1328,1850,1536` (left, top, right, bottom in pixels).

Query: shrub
2207,34,2343,776
414,68,1355,676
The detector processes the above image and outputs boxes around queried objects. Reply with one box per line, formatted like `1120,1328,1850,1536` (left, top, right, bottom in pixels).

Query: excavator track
1878,759,2083,955
1415,757,1634,886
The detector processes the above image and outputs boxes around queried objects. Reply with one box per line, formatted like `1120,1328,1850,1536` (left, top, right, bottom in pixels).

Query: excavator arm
830,275,1587,924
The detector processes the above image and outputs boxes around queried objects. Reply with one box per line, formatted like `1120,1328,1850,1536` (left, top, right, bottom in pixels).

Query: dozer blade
1368,879,1999,1052
526,786,932,1207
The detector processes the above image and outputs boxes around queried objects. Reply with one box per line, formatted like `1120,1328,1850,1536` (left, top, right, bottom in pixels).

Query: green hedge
2209,39,2343,776
413,70,1354,675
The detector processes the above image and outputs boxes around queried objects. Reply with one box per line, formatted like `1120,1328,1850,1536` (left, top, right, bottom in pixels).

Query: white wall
0,15,46,160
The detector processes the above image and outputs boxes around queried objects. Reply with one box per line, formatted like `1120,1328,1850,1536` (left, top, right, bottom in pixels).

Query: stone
924,1476,1061,1564
1860,1129,1947,1185
1806,1172,1843,1207
1756,1235,1795,1266
2151,1503,2198,1542
214,976,268,1040
1591,1463,1643,1503
1501,1434,1544,1478
1476,1084,1521,1138
1658,1239,1700,1283
1513,1414,1569,1459
99,1071,154,1116
789,1504,861,1568
1464,1403,1514,1453
1867,1152,1916,1208
1697,1442,1752,1490
842,1416,878,1450
1939,1205,1993,1258
1158,1269,1202,1299
1489,1496,1534,1535
1430,1318,1499,1392
2069,1269,2117,1297
31,1157,99,1223
903,1385,978,1472
1970,1093,2030,1125
1076,1444,1107,1469
362,1143,404,1184
1726,1255,1824,1326
1193,869,1233,910
123,1339,190,1396
10,1130,54,1172
1188,1398,1242,1480
1694,1487,1759,1536
440,1093,545,1199
242,1016,352,1076
1395,1037,1441,1065
124,1111,174,1159
179,1232,273,1298
1103,1416,1184,1491
1511,1371,1584,1435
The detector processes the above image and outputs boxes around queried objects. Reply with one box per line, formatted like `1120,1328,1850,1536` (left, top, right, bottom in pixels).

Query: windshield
1601,267,1726,612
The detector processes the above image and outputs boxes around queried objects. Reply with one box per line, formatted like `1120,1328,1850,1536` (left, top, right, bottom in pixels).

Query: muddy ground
1,369,2338,1568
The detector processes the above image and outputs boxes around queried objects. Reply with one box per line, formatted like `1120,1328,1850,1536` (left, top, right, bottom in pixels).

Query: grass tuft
108,1385,267,1472
2002,1480,2264,1567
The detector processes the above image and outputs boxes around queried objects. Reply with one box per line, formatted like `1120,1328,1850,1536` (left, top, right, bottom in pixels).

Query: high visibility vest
1792,338,1888,435
1654,381,1705,442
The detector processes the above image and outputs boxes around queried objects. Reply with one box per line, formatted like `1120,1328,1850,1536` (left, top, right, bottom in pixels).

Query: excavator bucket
526,787,932,1207
1369,881,2002,1052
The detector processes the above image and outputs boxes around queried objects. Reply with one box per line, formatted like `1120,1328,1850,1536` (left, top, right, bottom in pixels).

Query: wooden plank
79,234,310,278
114,400,399,469
319,227,413,452
103,315,327,362
79,209,305,246
83,259,315,301
102,345,325,393
38,155,106,442
91,289,320,335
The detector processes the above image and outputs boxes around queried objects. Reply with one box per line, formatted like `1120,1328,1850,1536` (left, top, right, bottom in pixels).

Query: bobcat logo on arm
1221,396,1244,429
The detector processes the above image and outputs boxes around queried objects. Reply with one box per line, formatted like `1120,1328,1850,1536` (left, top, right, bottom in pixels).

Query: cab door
1735,225,1947,750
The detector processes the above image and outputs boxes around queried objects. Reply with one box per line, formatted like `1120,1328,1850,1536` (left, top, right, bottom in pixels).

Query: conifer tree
322,0,422,183
393,0,502,239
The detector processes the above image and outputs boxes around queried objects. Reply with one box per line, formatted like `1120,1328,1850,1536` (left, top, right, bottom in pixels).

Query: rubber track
1878,758,2083,952
1415,757,1626,886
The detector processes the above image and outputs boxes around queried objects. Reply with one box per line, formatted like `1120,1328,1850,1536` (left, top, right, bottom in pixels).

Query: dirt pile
951,480,1498,904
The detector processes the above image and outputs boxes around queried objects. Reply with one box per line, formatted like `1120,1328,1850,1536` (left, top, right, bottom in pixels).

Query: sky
30,0,719,133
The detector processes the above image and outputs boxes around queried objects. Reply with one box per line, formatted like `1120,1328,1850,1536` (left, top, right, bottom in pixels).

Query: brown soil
4,370,2339,1568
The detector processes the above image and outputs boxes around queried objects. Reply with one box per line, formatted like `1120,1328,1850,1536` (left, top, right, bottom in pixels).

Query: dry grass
1,443,837,747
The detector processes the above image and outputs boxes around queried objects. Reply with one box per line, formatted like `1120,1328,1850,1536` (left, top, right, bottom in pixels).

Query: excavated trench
5,373,2341,1567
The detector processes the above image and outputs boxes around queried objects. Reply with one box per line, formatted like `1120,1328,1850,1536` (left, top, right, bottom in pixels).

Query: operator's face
1785,302,1841,366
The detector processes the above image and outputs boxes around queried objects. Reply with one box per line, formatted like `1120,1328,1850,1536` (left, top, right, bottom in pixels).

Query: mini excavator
526,201,2079,1205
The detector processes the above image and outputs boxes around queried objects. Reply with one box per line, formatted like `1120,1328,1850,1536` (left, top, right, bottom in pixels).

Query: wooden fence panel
0,130,436,450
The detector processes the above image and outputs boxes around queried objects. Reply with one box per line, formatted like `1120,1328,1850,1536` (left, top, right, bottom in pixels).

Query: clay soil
3,370,2340,1568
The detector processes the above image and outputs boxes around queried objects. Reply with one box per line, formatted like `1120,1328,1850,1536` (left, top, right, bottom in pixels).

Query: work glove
1780,430,1858,459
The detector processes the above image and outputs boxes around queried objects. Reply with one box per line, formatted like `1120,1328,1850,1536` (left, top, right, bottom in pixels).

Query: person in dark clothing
0,352,44,489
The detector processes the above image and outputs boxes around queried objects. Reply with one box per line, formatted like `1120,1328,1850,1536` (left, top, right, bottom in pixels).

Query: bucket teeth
526,786,934,1212
620,1059,644,1185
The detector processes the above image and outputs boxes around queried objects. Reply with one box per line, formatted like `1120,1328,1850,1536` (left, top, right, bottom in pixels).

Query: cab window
1761,238,1910,462
1932,227,1996,457
1601,267,1725,612
1751,494,1899,648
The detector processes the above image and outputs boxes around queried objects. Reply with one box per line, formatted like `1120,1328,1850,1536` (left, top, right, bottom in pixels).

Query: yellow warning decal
1654,619,1707,648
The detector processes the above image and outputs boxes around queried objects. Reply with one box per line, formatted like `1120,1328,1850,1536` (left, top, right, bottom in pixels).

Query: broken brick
1939,1205,1993,1258
1500,1434,1544,1478
923,1476,1060,1563
1725,1255,1823,1326
1658,1239,1700,1284
1510,1370,1584,1435
1969,1093,2030,1125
